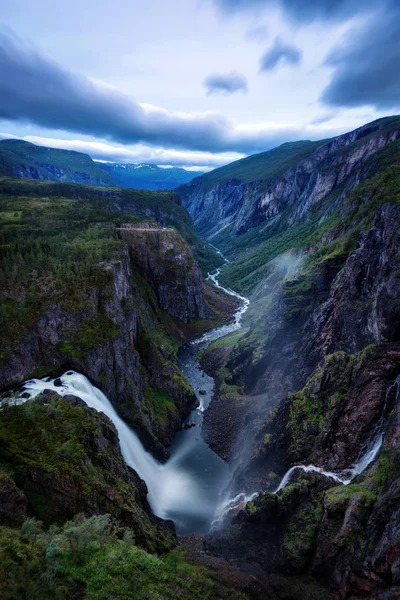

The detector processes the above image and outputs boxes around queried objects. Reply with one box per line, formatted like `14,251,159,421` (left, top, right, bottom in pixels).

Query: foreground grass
0,515,247,600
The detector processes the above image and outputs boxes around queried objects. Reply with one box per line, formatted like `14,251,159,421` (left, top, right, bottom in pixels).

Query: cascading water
1,256,251,535
274,374,400,493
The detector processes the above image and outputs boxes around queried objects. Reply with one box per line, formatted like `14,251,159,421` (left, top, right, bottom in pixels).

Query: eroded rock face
120,228,212,323
0,473,28,526
0,230,211,455
179,119,400,243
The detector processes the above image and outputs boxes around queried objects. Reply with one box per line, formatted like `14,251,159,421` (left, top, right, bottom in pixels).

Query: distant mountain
97,162,204,190
0,139,114,186
0,139,203,190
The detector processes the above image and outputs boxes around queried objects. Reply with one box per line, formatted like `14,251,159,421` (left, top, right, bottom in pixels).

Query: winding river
2,255,393,535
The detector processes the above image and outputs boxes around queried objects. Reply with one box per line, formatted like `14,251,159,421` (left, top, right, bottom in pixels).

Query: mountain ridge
0,138,203,190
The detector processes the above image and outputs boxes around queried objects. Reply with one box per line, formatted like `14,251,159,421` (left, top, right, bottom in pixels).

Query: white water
274,374,400,493
7,371,195,519
1,255,251,534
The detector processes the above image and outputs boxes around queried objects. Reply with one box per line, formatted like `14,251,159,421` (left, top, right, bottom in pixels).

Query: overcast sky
1,0,399,169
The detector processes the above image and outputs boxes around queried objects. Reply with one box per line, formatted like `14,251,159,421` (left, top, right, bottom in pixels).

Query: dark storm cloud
321,5,400,110
212,0,391,22
260,37,301,71
0,30,343,154
203,71,248,95
0,30,231,153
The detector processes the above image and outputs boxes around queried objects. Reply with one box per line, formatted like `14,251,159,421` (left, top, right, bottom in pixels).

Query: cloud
211,0,389,22
203,71,248,95
0,29,342,155
259,37,301,71
321,5,400,110
245,25,269,42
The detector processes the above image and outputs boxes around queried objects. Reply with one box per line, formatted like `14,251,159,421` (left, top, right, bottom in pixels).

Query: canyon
1,116,400,599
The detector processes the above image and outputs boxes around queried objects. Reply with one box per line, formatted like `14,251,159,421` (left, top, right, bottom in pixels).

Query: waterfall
275,374,400,493
3,371,196,520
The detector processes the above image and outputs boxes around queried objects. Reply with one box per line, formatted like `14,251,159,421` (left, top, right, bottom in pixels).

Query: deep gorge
1,116,400,599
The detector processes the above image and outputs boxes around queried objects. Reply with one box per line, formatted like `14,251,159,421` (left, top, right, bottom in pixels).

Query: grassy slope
0,139,115,185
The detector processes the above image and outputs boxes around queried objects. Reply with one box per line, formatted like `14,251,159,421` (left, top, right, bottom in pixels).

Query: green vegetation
282,503,323,563
146,388,179,427
0,179,137,351
325,484,377,506
0,515,246,600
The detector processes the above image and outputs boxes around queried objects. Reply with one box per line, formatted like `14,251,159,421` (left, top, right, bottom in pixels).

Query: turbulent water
2,260,250,535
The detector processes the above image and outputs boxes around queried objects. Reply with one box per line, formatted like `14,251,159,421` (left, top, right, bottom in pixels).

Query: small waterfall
275,374,400,493
274,465,351,493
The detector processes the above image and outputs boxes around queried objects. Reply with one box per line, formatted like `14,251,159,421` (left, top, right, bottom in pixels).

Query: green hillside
0,139,115,186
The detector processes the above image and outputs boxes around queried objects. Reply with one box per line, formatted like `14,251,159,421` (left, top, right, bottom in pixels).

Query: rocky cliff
209,346,400,599
178,117,400,251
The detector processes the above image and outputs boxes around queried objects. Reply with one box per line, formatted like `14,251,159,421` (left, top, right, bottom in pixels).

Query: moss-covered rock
0,391,175,553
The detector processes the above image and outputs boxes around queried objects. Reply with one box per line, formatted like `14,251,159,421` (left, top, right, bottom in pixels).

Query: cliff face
120,228,212,322
225,203,400,412
0,228,211,456
197,122,400,597
178,117,400,246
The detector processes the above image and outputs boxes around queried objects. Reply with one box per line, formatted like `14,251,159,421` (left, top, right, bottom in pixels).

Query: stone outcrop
120,228,212,322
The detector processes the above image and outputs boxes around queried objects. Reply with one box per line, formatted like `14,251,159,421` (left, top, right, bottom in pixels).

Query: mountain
97,161,204,190
188,116,400,597
177,138,325,239
0,139,115,186
0,139,203,191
